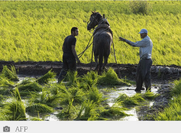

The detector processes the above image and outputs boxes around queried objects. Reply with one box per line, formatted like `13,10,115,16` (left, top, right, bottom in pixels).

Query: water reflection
17,75,159,121
107,86,159,121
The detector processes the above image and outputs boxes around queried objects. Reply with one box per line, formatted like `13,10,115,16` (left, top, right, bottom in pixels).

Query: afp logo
15,126,28,132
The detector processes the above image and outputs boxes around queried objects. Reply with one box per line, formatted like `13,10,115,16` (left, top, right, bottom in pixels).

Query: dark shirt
63,35,76,58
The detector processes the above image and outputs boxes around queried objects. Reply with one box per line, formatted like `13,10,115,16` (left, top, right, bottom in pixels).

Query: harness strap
93,24,113,36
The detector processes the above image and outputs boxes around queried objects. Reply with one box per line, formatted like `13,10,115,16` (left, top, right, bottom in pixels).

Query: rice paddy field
0,65,181,121
1,0,181,122
0,65,164,121
0,0,181,65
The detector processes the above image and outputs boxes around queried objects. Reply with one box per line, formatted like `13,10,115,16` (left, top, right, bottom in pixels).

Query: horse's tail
98,43,104,75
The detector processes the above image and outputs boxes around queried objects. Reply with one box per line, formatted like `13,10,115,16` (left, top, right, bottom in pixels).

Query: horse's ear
103,14,105,18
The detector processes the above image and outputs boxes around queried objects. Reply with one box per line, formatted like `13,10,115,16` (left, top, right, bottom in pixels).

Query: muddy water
107,86,158,121
17,75,159,121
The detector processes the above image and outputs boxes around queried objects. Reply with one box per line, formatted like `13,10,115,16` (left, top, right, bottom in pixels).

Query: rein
77,34,93,59
79,13,121,78
112,40,121,78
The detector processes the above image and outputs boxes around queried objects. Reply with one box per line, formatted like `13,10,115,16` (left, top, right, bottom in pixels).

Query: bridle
87,13,102,29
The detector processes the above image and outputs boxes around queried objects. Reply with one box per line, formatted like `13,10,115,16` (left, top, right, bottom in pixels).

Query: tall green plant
129,1,152,15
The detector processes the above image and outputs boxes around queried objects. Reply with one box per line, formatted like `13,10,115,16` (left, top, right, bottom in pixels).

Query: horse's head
87,11,103,31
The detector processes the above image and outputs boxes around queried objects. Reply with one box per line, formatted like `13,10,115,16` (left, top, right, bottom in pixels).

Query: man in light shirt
119,29,153,93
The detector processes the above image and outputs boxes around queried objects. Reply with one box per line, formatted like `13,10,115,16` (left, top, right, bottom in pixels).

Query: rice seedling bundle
78,71,98,88
66,71,78,86
75,100,97,120
1,66,19,81
115,93,129,102
0,76,14,88
30,117,43,121
36,70,56,84
155,96,181,120
115,93,145,107
13,87,22,101
171,79,181,96
26,103,54,113
142,91,159,100
100,106,129,119
132,93,145,102
57,99,77,120
32,89,61,108
18,82,43,92
0,94,4,107
2,99,26,120
97,68,130,86
19,78,35,86
87,87,105,105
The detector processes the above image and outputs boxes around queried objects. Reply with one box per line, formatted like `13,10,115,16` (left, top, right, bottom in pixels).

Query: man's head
71,27,79,36
139,29,148,38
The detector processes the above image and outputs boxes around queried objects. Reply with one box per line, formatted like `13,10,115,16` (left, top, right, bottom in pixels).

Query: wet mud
1,61,181,84
2,61,177,121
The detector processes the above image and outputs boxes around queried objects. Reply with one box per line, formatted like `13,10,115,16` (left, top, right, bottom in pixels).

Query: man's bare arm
71,45,80,63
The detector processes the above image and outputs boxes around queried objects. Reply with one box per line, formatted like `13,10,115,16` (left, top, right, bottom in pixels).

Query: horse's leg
94,55,99,71
98,46,104,75
103,44,110,71
103,56,108,71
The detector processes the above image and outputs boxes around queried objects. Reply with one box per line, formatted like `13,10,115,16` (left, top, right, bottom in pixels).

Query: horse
87,11,113,75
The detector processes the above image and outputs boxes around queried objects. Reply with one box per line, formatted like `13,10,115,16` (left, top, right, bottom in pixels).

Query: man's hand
119,37,126,42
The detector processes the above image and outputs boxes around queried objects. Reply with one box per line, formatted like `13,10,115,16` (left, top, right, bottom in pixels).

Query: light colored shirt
126,36,153,60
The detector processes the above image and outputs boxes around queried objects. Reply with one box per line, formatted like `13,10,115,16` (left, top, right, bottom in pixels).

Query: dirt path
1,61,181,84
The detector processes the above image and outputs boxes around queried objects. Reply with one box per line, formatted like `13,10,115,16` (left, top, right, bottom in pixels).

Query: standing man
119,29,153,93
58,27,80,83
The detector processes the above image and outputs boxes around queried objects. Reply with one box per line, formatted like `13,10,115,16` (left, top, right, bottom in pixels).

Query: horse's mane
91,12,112,35
91,11,102,19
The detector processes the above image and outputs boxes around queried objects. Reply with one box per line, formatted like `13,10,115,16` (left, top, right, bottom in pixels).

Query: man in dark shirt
58,27,80,83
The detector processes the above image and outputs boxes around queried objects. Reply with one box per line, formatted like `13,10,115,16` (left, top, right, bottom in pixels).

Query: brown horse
87,12,113,74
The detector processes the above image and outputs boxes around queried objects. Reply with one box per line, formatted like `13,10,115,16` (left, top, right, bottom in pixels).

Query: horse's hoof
103,67,108,71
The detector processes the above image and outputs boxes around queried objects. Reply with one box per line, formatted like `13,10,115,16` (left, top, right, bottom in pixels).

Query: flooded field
0,64,169,122
17,74,160,121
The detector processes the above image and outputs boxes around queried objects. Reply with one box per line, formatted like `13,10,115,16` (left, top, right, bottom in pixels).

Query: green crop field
0,0,181,66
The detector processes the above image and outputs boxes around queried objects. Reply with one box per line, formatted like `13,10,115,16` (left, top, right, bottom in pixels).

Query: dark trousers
58,55,76,83
135,59,152,91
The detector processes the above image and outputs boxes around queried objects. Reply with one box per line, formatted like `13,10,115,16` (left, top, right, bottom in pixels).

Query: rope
78,24,114,72
90,41,94,71
78,35,93,58
112,41,121,78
